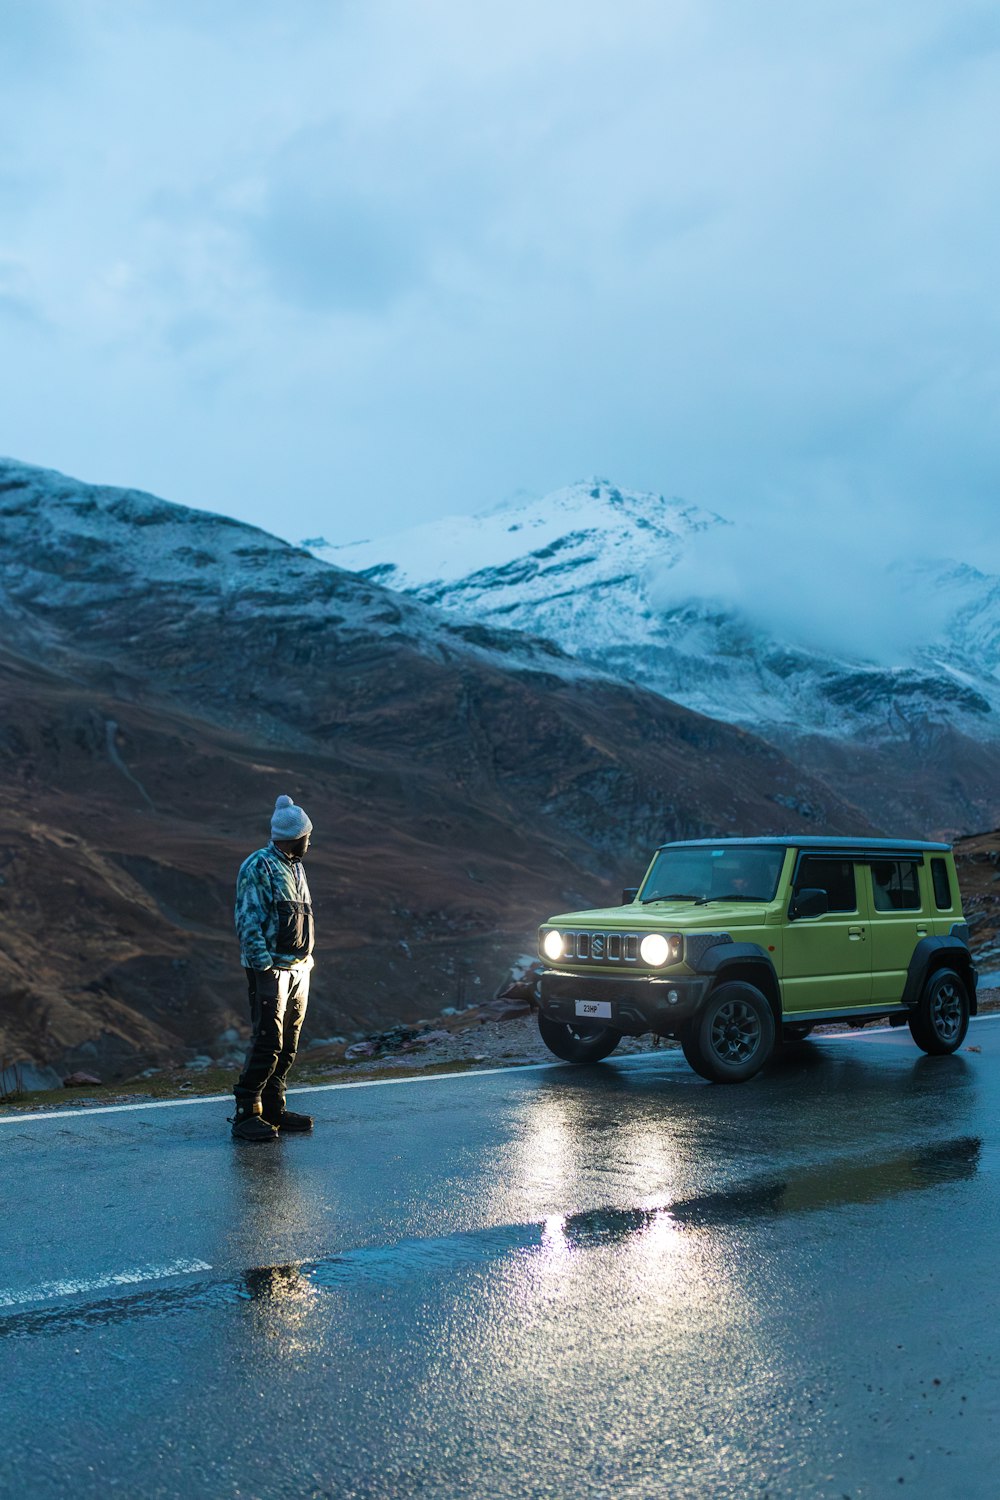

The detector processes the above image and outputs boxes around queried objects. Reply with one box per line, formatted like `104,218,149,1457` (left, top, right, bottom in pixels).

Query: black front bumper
539,969,710,1037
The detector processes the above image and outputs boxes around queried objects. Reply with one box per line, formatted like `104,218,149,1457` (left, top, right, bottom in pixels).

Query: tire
537,1012,621,1064
782,1022,815,1043
681,981,776,1083
908,968,970,1055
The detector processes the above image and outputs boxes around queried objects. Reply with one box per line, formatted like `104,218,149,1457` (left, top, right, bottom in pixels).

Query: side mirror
790,887,829,920
621,887,639,905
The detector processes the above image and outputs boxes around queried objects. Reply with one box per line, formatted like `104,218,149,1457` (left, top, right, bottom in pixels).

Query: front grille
559,931,644,964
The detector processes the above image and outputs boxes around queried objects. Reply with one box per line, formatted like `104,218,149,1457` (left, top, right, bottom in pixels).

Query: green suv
537,837,977,1083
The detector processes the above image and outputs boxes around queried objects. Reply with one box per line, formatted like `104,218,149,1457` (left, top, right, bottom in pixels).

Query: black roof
657,836,951,853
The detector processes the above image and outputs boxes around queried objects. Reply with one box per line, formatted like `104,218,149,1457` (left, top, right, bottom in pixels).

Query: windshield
640,845,787,904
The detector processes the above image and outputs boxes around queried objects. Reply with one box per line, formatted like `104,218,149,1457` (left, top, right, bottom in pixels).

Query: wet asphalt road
1,1022,999,1500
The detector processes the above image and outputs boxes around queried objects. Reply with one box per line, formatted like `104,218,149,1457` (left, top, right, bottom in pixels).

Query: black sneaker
230,1100,279,1142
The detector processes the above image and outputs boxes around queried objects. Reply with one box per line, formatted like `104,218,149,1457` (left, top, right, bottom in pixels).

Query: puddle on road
0,1135,980,1341
670,1135,981,1225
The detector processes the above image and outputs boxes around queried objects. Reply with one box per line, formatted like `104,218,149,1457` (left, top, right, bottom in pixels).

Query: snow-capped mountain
306,480,722,656
307,478,1000,748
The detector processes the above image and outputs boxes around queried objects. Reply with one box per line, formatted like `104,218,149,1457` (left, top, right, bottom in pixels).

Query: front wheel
908,968,970,1055
537,1013,621,1064
681,981,776,1083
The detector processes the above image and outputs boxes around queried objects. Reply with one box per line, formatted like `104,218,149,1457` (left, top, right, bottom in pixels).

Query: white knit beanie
270,794,313,839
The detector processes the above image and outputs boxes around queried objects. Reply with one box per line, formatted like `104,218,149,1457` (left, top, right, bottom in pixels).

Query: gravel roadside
329,986,1000,1077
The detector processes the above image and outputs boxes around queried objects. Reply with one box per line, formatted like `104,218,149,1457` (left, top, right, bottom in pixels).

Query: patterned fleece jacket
235,843,315,971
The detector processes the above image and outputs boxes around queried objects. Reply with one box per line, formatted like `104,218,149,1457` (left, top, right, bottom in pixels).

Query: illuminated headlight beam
542,930,565,961
640,933,671,966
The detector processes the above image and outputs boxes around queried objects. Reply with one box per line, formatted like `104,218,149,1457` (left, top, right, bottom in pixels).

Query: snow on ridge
0,456,617,688
308,478,722,592
305,474,1000,743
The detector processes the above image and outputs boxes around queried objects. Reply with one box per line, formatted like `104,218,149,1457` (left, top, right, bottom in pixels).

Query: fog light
667,989,679,1004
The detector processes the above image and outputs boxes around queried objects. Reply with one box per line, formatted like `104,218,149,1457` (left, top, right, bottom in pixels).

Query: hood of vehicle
543,903,772,930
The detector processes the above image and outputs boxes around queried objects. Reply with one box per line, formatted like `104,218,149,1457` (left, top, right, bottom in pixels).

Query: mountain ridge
0,458,870,1080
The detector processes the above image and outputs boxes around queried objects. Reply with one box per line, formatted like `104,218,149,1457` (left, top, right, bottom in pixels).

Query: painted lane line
0,1058,574,1123
814,1013,1000,1039
2,1013,998,1125
0,1257,213,1310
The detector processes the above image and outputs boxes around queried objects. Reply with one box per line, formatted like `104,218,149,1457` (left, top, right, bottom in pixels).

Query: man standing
232,794,316,1141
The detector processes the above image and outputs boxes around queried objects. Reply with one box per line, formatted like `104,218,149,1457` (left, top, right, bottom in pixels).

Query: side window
931,858,953,911
871,860,922,912
794,857,857,912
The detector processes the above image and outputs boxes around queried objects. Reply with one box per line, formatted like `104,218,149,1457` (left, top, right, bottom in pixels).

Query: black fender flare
691,942,782,1024
902,935,978,1015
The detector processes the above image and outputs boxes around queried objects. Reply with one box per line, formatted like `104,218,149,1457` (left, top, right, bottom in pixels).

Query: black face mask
281,836,310,861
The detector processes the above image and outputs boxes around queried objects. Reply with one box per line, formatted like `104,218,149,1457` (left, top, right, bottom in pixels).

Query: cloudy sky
1,0,999,560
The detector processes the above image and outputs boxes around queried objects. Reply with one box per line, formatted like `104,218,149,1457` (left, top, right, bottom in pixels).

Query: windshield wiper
641,892,703,904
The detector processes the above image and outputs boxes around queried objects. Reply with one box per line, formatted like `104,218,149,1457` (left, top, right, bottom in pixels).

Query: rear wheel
682,981,776,1083
908,968,970,1055
537,1013,621,1064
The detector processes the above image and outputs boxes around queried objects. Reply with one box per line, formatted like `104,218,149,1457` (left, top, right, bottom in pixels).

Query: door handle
916,926,928,938
848,926,866,941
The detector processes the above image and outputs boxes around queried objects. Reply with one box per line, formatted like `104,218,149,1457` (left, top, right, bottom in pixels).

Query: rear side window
794,857,857,912
931,858,953,910
871,860,922,912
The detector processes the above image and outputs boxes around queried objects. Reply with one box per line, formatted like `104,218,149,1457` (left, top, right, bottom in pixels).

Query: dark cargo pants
235,965,310,1114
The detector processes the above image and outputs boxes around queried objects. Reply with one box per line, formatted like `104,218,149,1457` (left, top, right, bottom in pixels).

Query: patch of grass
0,1067,234,1113
298,1057,498,1085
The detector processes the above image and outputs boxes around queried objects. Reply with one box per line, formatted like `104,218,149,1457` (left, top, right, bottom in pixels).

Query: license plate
575,1000,612,1019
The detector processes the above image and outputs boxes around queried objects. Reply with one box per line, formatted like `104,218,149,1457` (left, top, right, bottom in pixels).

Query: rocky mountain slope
0,459,870,1083
312,480,1000,836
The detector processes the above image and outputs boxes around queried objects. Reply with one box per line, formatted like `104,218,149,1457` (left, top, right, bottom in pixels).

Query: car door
865,858,927,1004
780,855,873,1013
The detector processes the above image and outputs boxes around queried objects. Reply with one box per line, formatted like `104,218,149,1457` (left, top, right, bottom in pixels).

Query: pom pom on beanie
271,793,313,840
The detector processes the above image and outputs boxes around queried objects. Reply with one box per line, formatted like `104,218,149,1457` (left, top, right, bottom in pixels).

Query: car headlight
542,930,565,961
640,933,675,966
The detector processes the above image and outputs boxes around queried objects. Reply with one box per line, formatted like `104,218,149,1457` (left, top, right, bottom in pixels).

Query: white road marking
1,1014,997,1126
815,1014,1000,1039
0,1258,212,1309
0,1059,570,1123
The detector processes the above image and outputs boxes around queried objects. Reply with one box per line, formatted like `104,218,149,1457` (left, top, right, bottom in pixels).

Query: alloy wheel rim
710,999,761,1065
931,980,963,1041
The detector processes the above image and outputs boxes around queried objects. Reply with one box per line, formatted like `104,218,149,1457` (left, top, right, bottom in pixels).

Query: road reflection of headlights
541,1215,570,1256
542,930,565,961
